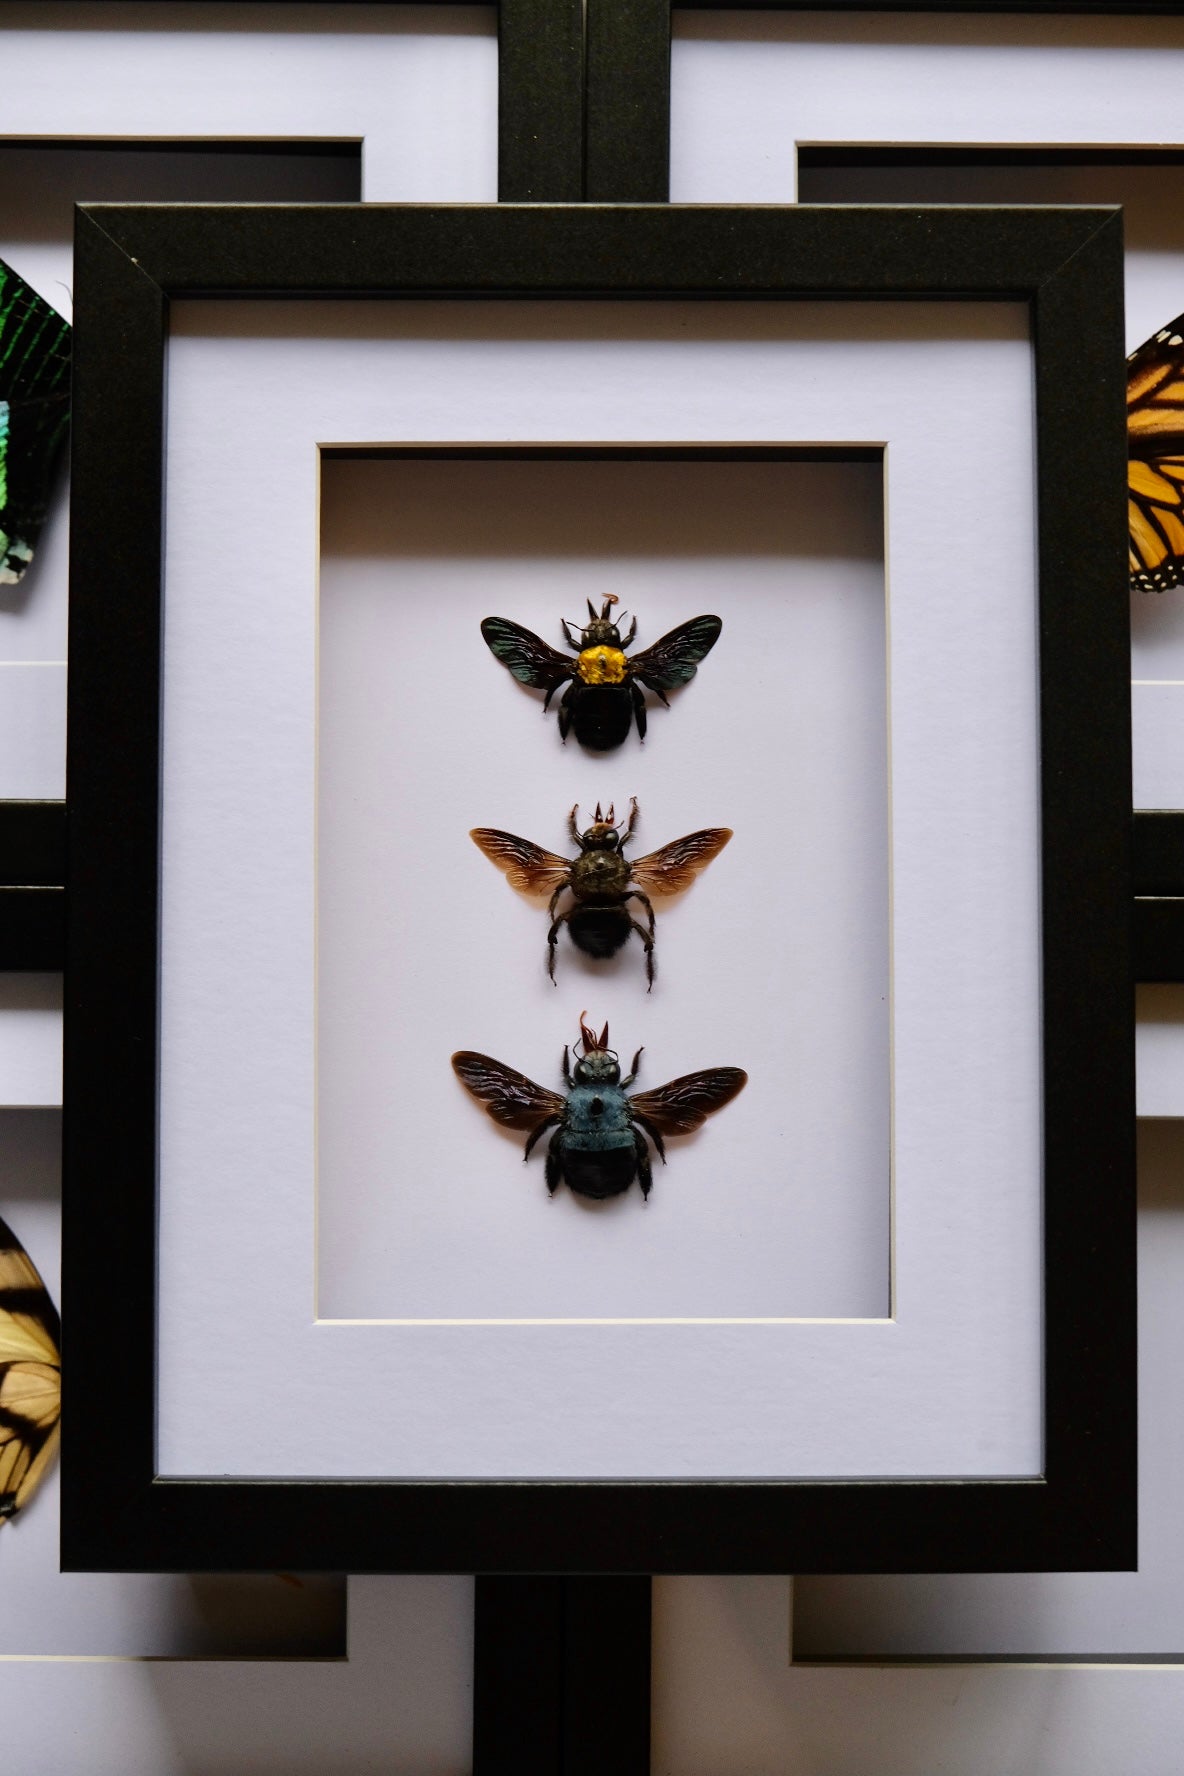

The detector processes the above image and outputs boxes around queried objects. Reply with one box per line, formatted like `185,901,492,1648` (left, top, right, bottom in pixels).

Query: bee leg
558,682,578,741
562,1044,572,1083
545,1132,565,1196
621,796,640,844
562,619,582,650
626,888,656,938
631,1109,666,1165
621,616,637,647
547,881,570,922
633,1127,653,1199
568,804,582,848
524,1113,562,1161
619,1047,644,1089
629,678,647,741
625,915,656,989
547,910,572,982
543,672,573,714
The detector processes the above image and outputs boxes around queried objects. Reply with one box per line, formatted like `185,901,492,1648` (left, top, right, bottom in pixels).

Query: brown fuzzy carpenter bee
470,797,731,988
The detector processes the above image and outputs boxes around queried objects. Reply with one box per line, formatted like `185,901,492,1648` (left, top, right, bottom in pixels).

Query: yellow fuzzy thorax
577,646,627,685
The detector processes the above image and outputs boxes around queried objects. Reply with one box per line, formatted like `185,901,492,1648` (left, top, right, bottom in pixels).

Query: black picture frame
0,0,584,969
585,0,1184,204
581,0,1184,982
62,200,1134,1576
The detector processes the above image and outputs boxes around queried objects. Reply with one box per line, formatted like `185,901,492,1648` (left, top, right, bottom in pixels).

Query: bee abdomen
562,1146,638,1200
570,686,633,751
567,905,633,959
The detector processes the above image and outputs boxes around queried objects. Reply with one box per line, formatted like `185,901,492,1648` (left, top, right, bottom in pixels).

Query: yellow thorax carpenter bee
480,596,723,750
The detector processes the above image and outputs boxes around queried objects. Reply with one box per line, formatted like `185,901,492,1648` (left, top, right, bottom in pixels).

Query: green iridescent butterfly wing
0,259,70,587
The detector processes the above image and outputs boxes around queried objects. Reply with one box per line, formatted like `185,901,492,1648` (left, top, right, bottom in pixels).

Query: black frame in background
580,0,1184,982
585,0,1184,203
0,0,584,967
63,200,1133,1578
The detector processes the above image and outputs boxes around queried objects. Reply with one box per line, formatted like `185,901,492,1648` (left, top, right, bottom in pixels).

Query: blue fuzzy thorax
564,1084,634,1150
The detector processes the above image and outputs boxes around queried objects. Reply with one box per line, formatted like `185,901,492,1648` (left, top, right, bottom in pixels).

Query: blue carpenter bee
480,596,722,750
471,798,732,988
452,1016,746,1201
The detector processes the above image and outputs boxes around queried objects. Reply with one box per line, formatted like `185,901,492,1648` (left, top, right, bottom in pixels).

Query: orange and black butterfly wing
629,828,732,896
452,1052,566,1132
1128,313,1184,592
470,829,571,897
0,1213,61,1521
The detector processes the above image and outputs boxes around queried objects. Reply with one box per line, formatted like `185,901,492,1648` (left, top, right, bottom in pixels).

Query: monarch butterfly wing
452,1051,566,1131
0,258,70,587
480,618,574,692
1127,312,1184,592
0,1213,61,1521
628,615,722,693
629,828,732,896
628,1067,747,1136
470,829,571,897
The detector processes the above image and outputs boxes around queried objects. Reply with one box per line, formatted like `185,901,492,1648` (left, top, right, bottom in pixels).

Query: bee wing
628,614,722,692
452,1052,567,1131
628,1067,747,1136
629,828,732,896
480,617,574,691
470,829,571,897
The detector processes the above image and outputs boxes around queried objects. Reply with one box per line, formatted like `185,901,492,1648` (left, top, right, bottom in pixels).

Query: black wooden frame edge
61,200,1134,1576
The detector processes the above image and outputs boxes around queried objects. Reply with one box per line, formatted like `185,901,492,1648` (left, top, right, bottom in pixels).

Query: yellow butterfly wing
1128,313,1184,592
0,1214,61,1520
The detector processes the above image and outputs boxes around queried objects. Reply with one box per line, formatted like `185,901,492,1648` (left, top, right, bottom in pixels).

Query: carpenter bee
471,798,731,988
480,596,722,750
452,1016,746,1201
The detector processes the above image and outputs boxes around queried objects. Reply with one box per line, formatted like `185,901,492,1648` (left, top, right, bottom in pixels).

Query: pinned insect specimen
452,1015,746,1201
0,258,70,586
471,797,731,987
0,1214,61,1522
480,596,722,749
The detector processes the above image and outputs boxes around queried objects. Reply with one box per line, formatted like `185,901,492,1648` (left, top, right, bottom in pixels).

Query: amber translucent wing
627,614,723,691
452,1051,566,1131
629,827,732,896
480,617,574,690
470,829,571,896
0,1213,61,1520
1128,313,1184,591
628,1067,747,1135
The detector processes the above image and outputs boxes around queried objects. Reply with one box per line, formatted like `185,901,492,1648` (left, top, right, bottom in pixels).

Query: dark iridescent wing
628,1067,747,1136
0,259,70,587
452,1051,566,1131
627,615,722,693
0,1213,61,1521
629,828,732,896
480,617,574,692
470,829,571,896
1128,312,1184,592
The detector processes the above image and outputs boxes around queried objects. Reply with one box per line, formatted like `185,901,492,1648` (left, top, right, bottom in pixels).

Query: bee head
573,1013,621,1085
581,801,621,849
581,594,623,648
